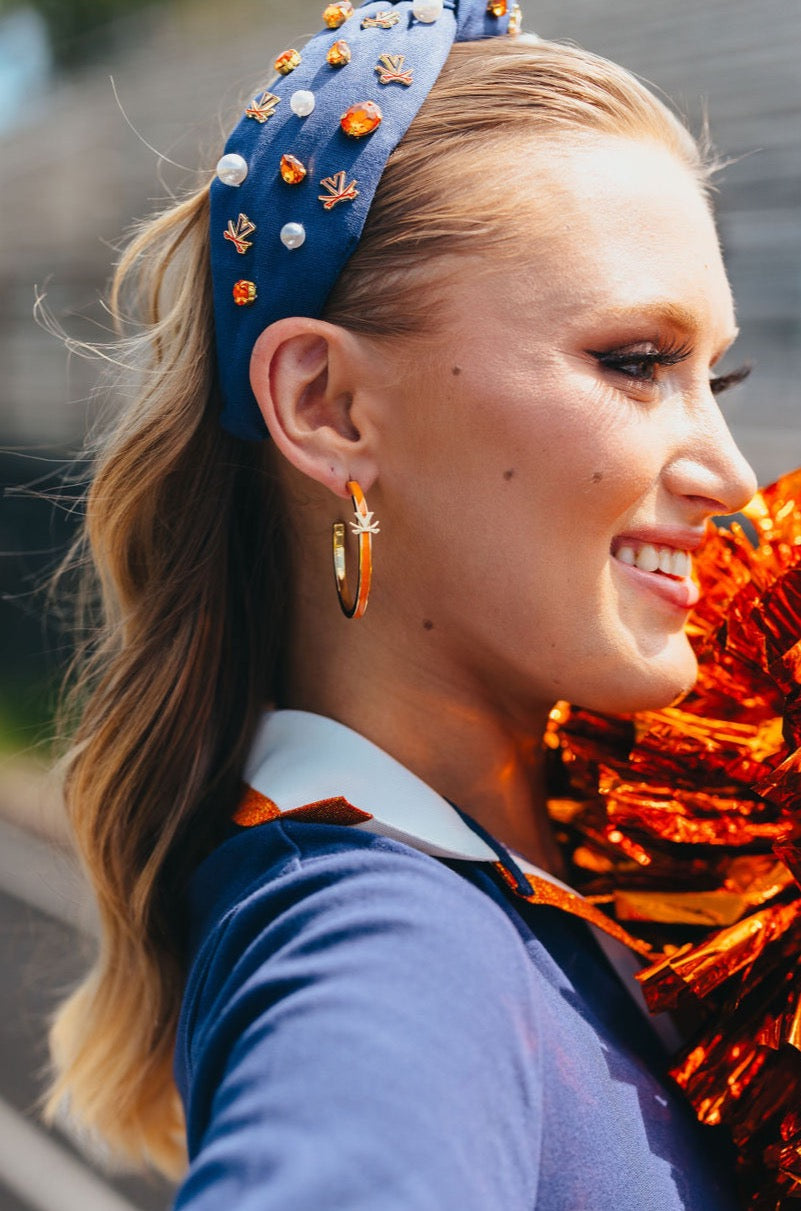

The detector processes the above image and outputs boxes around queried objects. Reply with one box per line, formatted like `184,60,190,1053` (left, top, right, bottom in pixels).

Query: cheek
378,359,659,600
492,383,659,550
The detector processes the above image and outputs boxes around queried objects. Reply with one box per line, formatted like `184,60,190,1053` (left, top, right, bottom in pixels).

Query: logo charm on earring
350,507,380,536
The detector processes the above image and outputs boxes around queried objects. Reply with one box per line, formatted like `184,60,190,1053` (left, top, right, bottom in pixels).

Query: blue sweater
172,818,740,1209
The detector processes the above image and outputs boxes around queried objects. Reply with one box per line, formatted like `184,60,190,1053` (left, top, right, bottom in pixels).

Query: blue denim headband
210,0,521,440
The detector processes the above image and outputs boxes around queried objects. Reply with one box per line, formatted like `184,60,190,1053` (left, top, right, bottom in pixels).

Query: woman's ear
250,317,378,500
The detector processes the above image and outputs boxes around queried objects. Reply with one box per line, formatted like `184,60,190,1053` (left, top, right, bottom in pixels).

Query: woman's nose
663,394,759,517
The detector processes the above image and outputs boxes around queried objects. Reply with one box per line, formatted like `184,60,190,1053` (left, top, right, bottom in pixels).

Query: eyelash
589,343,752,396
709,363,752,395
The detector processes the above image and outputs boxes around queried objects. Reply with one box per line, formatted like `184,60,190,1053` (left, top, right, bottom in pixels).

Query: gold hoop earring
332,479,379,619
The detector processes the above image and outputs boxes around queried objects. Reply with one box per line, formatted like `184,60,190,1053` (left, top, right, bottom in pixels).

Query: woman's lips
611,552,700,610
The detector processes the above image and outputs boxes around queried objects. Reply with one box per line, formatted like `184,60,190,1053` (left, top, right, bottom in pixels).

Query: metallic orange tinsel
549,467,801,1209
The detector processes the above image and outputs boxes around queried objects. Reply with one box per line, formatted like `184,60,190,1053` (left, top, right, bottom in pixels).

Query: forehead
469,135,737,347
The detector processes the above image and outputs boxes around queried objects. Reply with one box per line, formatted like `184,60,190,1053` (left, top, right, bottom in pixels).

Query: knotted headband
210,0,521,440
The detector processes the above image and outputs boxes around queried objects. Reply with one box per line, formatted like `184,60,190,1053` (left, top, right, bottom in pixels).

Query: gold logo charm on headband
245,91,280,123
375,54,414,86
318,171,360,210
224,214,256,254
361,10,400,28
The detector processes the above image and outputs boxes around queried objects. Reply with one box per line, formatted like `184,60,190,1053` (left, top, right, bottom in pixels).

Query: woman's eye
589,346,690,386
597,354,661,382
590,345,752,397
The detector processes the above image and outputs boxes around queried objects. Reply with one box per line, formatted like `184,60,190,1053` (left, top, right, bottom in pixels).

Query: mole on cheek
451,366,462,376
591,471,603,483
503,469,515,481
422,619,434,631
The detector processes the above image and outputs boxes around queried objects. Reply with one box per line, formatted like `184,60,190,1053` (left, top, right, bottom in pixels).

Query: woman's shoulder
183,815,535,992
173,818,547,1206
175,819,544,1175
177,817,543,1081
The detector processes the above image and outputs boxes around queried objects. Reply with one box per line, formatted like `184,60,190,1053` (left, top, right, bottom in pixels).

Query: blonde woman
47,1,758,1206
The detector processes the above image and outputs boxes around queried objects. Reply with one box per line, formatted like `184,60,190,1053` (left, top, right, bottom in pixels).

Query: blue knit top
171,711,739,1209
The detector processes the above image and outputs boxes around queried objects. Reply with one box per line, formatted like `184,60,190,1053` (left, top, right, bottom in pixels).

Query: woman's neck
284,636,566,878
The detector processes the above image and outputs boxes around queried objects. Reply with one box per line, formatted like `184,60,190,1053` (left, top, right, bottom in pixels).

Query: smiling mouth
612,540,691,580
610,539,700,609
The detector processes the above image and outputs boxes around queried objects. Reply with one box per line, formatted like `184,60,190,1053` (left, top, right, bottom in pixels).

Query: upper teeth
614,543,691,579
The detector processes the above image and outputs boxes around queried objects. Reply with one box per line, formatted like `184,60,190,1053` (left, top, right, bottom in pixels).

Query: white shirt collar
244,708,577,892
245,708,499,863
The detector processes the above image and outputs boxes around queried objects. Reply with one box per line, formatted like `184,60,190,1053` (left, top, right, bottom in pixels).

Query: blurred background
0,0,799,1207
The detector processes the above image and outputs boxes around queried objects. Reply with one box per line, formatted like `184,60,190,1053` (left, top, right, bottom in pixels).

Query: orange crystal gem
327,38,352,67
232,280,257,306
280,154,308,185
322,1,354,28
340,100,383,138
274,48,302,75
486,0,507,14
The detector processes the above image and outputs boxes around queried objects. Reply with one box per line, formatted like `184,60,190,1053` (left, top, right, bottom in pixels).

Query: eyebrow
599,301,739,357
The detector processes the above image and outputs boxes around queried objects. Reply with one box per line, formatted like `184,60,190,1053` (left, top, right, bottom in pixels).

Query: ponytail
45,184,288,1175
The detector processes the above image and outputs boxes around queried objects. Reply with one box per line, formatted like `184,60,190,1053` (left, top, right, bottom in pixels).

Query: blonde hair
45,36,711,1177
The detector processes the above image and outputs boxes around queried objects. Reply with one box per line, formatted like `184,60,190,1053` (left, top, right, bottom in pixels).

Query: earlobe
249,318,377,499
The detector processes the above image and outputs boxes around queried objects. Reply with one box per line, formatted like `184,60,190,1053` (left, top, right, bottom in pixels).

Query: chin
573,634,699,716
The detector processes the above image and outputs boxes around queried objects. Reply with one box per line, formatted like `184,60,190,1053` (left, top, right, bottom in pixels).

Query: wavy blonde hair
45,36,711,1178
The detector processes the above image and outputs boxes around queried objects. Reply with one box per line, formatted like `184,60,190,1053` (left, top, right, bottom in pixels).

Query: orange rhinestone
274,48,302,75
233,280,257,306
340,100,383,139
327,39,352,67
280,154,308,185
322,1,354,28
486,0,507,14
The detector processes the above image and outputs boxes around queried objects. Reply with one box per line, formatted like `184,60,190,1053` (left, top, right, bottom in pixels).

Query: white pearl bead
412,0,443,21
215,153,249,186
280,222,306,250
290,90,316,118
